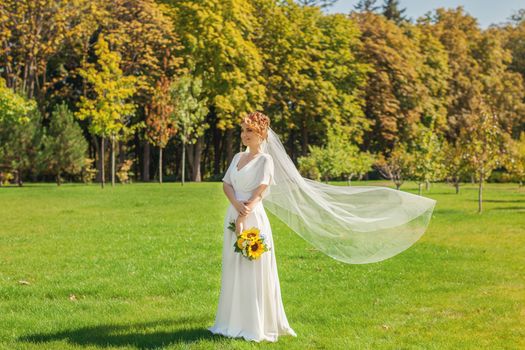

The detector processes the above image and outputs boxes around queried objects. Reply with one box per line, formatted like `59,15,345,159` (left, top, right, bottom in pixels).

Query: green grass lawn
0,181,523,350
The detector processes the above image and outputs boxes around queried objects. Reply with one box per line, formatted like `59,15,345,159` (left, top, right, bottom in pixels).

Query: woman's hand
243,201,256,215
235,215,246,235
240,200,258,216
243,197,261,213
233,200,251,216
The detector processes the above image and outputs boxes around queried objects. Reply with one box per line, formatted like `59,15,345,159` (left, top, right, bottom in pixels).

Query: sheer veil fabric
258,127,437,264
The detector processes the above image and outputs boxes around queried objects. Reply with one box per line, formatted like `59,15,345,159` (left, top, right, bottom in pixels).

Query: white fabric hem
208,325,297,343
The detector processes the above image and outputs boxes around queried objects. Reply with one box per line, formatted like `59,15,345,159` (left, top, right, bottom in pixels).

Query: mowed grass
0,181,523,350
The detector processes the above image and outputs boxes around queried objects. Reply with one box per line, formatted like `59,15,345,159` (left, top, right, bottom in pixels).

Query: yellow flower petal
247,240,266,259
240,227,260,241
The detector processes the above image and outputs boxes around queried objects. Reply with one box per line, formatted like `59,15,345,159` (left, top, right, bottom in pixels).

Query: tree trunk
100,136,105,188
111,135,115,187
89,138,95,163
455,182,460,194
93,135,101,183
478,173,483,213
16,169,23,187
301,119,308,156
202,130,211,180
22,60,28,95
192,135,203,182
134,133,140,183
118,140,125,165
181,141,185,186
418,182,422,196
159,147,163,184
56,173,61,186
288,128,296,164
142,140,150,181
213,122,222,175
225,128,233,165
187,142,195,180
28,57,36,99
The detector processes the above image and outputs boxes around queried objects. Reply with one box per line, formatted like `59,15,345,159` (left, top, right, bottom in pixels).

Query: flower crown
242,111,270,141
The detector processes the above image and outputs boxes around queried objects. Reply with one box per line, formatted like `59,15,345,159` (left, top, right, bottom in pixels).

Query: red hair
241,111,270,141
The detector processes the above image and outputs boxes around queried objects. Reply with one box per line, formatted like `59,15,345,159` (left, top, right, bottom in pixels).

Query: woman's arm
223,182,250,215
240,183,268,215
235,184,268,234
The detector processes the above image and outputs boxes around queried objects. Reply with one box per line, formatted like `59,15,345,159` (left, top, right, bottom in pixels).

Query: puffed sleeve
222,152,240,185
259,154,276,186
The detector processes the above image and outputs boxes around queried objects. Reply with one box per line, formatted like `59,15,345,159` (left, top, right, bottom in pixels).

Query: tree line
0,1,524,205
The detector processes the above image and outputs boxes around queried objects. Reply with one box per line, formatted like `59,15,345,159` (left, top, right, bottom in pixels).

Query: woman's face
241,122,262,149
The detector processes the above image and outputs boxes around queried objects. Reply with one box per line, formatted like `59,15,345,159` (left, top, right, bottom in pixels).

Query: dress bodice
222,151,276,201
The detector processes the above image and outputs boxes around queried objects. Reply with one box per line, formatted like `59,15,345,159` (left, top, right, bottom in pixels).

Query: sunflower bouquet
228,220,270,260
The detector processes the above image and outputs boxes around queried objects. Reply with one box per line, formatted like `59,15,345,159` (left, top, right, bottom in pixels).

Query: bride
208,110,436,341
208,111,297,342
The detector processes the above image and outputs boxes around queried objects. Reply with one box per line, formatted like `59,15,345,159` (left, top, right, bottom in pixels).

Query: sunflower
240,227,260,241
236,236,246,250
247,239,265,260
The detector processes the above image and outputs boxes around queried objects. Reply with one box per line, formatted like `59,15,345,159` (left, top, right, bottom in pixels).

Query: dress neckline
235,152,263,172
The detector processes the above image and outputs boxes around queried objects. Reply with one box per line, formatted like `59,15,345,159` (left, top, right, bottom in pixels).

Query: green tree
9,109,43,186
382,0,408,25
408,22,450,136
252,2,370,160
505,132,525,186
167,0,265,163
75,34,138,188
41,103,88,185
425,7,483,142
442,139,470,194
103,0,183,181
375,143,412,190
297,124,374,183
0,0,72,103
462,98,506,213
502,17,525,136
353,0,380,13
409,121,446,195
0,78,41,186
327,124,374,184
351,12,428,153
297,153,321,180
297,0,337,9
170,74,209,184
0,78,35,138
298,145,339,183
474,27,525,139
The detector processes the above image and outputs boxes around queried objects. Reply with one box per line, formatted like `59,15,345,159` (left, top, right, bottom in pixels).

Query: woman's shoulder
261,152,273,162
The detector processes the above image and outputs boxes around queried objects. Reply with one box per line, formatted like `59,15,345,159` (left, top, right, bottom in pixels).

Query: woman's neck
247,146,262,155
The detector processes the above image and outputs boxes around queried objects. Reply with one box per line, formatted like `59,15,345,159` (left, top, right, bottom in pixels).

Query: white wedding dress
208,150,297,342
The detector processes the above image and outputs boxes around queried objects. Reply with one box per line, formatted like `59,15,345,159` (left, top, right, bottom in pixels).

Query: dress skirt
208,194,297,342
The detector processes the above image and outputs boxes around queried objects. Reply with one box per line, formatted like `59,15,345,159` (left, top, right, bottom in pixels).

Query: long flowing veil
258,127,437,264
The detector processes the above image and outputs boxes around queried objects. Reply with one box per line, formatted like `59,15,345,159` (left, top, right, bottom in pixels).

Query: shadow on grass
490,206,525,211
18,318,219,349
468,199,525,203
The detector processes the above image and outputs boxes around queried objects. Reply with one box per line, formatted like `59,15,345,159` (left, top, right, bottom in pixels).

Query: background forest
1,0,525,194
1,2,524,349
